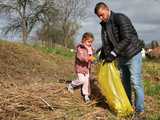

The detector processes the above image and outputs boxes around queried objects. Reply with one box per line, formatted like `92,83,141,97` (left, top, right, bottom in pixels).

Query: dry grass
0,41,74,85
0,41,159,120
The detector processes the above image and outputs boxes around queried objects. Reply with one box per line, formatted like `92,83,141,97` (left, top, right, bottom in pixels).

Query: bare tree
54,0,90,47
151,40,159,49
0,0,57,44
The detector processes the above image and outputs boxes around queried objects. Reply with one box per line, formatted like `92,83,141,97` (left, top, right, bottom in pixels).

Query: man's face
97,7,110,22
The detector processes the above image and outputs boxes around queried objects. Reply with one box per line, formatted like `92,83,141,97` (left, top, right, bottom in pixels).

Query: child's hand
88,56,95,62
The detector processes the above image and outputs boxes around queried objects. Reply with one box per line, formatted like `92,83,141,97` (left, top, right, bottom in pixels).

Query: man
94,2,144,114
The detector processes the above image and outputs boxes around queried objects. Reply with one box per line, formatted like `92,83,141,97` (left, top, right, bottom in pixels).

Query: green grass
144,80,160,96
147,114,160,120
33,45,75,59
143,59,160,120
143,59,160,77
143,59,160,97
0,40,74,59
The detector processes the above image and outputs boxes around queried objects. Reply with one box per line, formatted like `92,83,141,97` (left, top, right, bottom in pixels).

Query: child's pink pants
71,73,91,96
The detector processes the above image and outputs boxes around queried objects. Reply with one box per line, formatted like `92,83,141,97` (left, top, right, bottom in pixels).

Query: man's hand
103,51,117,63
105,53,116,62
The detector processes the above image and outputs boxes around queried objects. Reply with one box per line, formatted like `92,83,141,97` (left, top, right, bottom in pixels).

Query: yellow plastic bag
97,61,133,117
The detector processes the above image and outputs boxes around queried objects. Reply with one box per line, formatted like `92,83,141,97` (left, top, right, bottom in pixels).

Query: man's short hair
94,2,109,14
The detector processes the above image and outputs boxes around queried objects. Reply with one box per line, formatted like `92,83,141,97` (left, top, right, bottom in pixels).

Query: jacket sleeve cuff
111,51,117,57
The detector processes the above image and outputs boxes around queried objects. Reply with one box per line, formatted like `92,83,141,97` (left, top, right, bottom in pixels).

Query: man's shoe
67,84,74,93
138,111,144,116
136,111,145,120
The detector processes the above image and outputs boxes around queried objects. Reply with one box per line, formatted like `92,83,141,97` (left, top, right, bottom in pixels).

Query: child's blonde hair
81,32,94,43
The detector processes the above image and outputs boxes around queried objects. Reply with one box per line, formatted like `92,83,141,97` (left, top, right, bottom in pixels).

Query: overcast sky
75,0,160,48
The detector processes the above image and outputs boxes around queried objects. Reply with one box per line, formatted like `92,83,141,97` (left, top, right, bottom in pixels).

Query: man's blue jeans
118,52,144,112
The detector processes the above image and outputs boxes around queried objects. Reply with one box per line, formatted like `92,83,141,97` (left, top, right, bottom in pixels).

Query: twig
87,98,105,107
52,86,66,94
39,97,55,111
80,109,105,120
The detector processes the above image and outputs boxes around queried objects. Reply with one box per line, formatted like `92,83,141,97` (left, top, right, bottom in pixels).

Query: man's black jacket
100,11,144,60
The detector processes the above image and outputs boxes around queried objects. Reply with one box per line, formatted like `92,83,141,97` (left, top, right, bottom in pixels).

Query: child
67,32,95,103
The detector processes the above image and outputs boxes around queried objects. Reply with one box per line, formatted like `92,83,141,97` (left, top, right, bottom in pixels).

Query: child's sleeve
76,47,88,62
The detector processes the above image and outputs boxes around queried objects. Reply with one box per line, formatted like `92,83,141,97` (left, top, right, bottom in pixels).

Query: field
0,41,159,120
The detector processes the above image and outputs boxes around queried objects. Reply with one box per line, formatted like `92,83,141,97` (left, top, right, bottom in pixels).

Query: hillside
0,41,160,120
0,41,74,86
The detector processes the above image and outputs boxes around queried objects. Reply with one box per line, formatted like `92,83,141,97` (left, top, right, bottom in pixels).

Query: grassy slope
143,59,160,120
0,40,159,120
0,40,75,85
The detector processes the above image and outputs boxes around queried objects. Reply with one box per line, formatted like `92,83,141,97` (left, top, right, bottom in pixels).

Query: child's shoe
67,84,74,93
84,95,91,104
